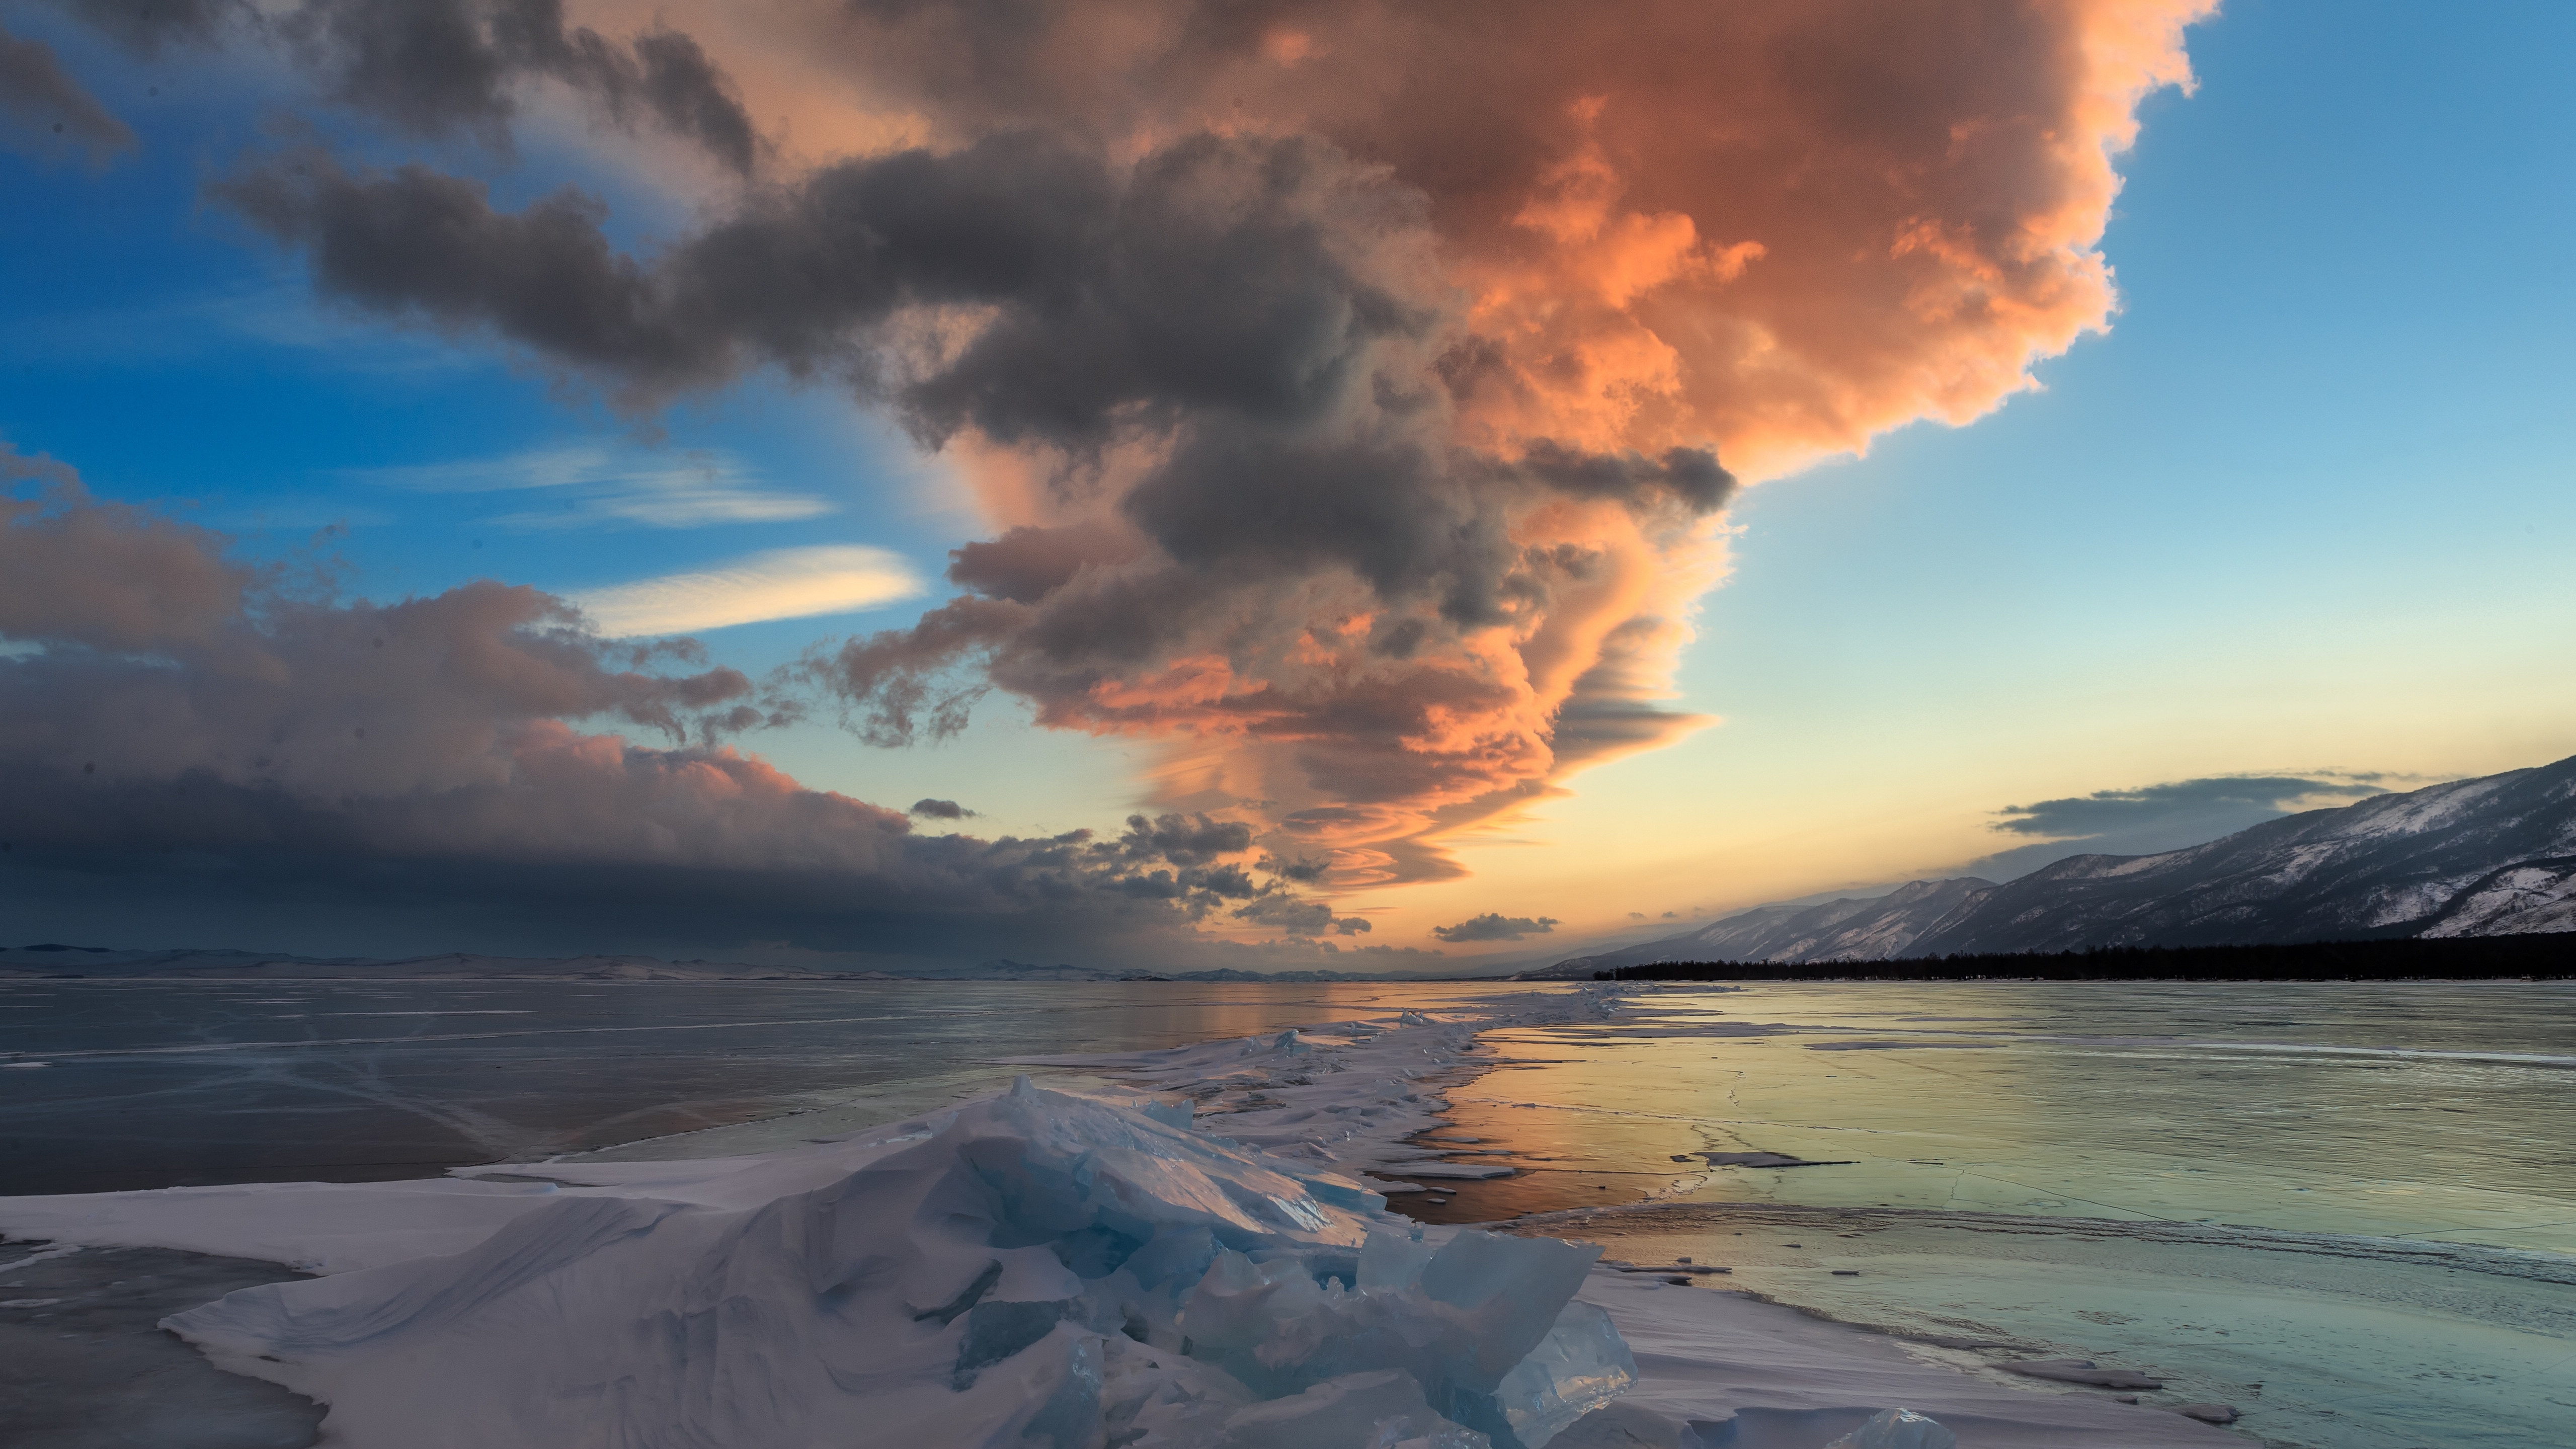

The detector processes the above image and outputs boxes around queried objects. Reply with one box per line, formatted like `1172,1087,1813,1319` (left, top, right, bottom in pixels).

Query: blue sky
3,0,2570,962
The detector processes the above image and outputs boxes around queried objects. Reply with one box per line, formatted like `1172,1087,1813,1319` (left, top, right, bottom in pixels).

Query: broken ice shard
165,1080,1635,1449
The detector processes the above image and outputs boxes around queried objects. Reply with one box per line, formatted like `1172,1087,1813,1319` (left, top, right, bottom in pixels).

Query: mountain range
1544,752,2576,974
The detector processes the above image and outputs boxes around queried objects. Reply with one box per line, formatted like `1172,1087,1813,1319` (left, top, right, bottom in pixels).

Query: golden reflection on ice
1414,981,2576,1252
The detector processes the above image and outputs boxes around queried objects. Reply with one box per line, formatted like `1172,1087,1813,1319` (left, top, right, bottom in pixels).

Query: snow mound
167,1077,1633,1449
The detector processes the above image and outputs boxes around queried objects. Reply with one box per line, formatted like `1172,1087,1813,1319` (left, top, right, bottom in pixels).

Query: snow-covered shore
0,987,2242,1447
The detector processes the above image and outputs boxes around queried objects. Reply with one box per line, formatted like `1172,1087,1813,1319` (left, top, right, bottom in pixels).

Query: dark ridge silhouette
1598,934,2574,982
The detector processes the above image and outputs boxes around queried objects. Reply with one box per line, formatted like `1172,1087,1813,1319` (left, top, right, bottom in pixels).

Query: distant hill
1540,753,2576,975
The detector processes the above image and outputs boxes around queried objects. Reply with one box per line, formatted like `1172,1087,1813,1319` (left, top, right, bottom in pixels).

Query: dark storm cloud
0,22,135,163
945,522,1145,606
273,0,764,173
0,447,1358,963
1256,853,1331,884
214,129,1432,426
0,794,1244,966
207,126,1734,889
1994,775,2388,838
1429,912,1558,942
1113,812,1254,867
61,0,758,170
1506,441,1735,514
216,156,715,388
1232,894,1370,938
1117,431,1508,629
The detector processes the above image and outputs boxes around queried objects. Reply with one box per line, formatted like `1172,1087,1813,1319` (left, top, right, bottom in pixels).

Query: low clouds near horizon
0,445,1375,968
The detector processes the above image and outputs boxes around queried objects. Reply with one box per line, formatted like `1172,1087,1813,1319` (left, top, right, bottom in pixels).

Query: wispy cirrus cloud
356,445,834,530
573,544,922,635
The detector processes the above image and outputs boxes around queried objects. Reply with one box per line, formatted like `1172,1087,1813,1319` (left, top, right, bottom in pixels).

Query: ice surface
1999,1358,2160,1390
1563,1269,2246,1447
1821,1408,1956,1449
149,1079,1631,1448
0,1242,323,1449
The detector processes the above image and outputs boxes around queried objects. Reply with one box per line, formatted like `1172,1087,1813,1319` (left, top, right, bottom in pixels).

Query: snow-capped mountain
1545,877,2001,974
1550,753,2576,970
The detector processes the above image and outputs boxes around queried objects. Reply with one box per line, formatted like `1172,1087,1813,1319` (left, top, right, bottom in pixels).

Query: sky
3,0,2570,972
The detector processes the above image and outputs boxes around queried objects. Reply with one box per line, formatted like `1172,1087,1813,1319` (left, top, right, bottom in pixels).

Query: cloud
1431,912,1558,943
572,545,922,635
197,120,1741,891
1,22,136,165
0,448,1365,962
1232,894,1371,938
357,445,834,530
140,0,2214,899
1970,771,2395,880
57,0,232,57
64,0,759,171
909,797,973,819
1256,853,1331,884
1110,813,1255,868
1993,774,2391,839
0,444,244,652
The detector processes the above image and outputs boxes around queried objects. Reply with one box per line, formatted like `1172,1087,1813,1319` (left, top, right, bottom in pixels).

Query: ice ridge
165,1078,1635,1449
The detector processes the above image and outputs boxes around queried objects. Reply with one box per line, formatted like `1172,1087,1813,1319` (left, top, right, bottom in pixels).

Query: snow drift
164,1078,1635,1449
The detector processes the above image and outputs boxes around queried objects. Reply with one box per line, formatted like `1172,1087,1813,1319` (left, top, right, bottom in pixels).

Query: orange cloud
262,0,2215,907
746,0,2212,893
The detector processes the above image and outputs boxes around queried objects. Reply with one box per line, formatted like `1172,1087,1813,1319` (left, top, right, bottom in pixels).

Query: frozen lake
1415,980,2576,1449
0,979,1547,1194
1412,979,2576,1252
4,976,2570,1447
